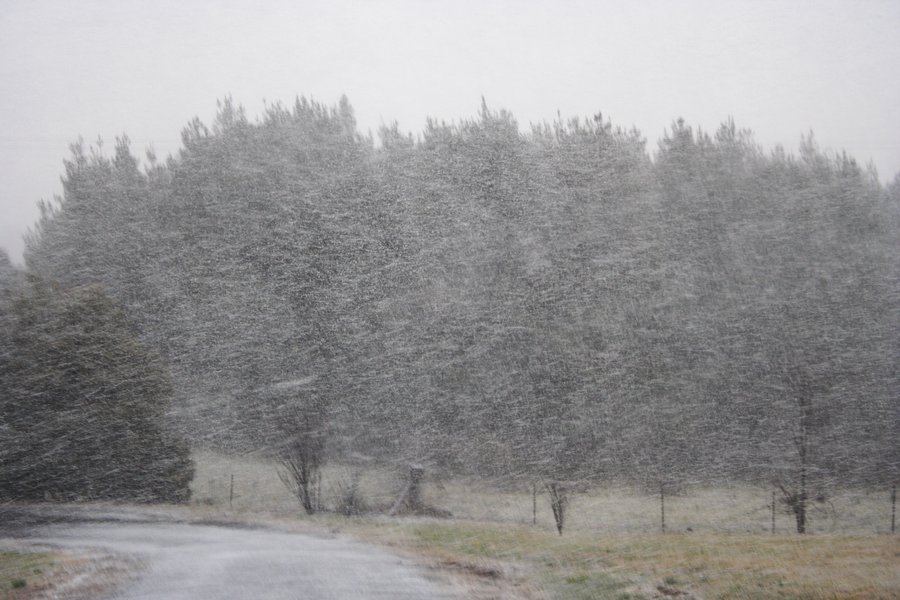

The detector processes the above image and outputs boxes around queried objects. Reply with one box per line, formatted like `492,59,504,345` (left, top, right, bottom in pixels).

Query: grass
0,551,55,599
0,545,140,599
186,450,900,599
191,449,896,534
322,519,900,599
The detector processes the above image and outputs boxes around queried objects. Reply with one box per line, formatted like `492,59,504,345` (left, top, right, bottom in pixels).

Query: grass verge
312,516,900,600
0,544,140,600
0,551,56,599
5,502,898,599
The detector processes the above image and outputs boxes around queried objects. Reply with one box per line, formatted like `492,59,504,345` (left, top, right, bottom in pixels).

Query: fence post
660,484,666,533
771,490,776,534
892,484,896,534
314,469,322,512
532,482,537,526
229,473,234,509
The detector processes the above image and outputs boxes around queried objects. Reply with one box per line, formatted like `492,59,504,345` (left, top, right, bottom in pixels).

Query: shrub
0,277,193,503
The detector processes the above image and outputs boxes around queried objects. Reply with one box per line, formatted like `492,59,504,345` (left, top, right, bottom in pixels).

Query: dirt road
2,508,459,599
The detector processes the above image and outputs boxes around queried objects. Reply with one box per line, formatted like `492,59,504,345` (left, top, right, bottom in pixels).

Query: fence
190,450,897,535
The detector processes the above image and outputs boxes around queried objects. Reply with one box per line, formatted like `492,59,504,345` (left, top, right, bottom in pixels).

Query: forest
2,96,898,509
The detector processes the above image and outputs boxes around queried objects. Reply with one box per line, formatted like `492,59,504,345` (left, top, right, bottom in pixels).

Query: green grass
336,519,900,599
555,571,632,600
0,551,55,598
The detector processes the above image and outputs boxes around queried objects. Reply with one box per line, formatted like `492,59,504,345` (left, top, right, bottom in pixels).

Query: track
3,508,458,599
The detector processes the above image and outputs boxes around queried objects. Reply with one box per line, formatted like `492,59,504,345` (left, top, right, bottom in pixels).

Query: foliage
21,96,899,496
0,276,193,502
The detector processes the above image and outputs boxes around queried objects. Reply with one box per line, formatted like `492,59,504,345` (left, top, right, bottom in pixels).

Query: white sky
2,0,899,264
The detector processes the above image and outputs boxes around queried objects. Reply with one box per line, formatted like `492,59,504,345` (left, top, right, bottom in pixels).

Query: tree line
7,96,899,510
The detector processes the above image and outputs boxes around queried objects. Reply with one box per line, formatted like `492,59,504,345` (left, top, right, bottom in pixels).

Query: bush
0,277,193,503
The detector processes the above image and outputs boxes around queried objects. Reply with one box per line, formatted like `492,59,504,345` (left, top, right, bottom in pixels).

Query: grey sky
2,0,898,264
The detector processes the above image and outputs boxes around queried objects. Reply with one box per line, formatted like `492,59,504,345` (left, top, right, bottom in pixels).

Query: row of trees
17,97,900,521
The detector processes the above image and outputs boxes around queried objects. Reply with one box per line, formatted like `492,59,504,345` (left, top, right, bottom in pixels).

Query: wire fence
191,451,897,535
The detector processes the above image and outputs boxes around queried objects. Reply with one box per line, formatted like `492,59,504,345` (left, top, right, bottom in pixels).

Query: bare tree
278,446,321,514
333,468,367,516
777,396,813,533
774,363,823,534
276,403,327,515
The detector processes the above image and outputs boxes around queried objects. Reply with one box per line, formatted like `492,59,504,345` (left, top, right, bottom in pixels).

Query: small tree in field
278,444,322,514
778,392,811,534
772,362,830,534
276,400,328,514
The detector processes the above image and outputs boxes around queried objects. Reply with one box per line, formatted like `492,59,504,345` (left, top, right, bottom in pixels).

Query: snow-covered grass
190,449,402,514
192,450,895,535
424,481,894,535
191,450,900,598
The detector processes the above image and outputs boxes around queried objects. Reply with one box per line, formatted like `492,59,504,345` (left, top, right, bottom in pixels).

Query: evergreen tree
0,277,193,502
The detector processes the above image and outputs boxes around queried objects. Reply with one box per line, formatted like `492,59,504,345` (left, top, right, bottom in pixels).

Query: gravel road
3,510,459,599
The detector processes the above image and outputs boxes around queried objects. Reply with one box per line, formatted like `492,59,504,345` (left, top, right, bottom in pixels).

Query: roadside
5,503,899,600
1,504,149,599
1,504,504,600
0,544,140,600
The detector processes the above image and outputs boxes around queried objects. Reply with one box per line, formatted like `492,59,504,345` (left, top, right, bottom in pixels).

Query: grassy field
190,450,900,599
1,551,52,599
332,520,900,600
0,547,139,600
192,450,895,535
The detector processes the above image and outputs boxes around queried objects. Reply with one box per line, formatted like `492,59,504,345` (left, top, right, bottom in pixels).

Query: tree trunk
407,465,424,511
546,482,567,536
388,464,425,516
794,498,806,534
796,464,807,534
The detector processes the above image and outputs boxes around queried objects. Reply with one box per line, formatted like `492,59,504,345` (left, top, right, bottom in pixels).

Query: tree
772,361,821,534
268,379,328,514
0,250,22,299
0,276,193,502
18,97,898,501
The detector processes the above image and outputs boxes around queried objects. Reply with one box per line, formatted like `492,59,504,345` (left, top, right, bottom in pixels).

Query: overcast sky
2,0,899,264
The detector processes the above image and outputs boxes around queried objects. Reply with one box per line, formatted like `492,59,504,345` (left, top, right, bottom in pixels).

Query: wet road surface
9,516,458,599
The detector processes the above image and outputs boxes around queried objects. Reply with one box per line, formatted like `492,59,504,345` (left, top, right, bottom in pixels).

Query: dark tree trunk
406,465,425,512
546,482,567,536
796,461,807,534
388,464,425,516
